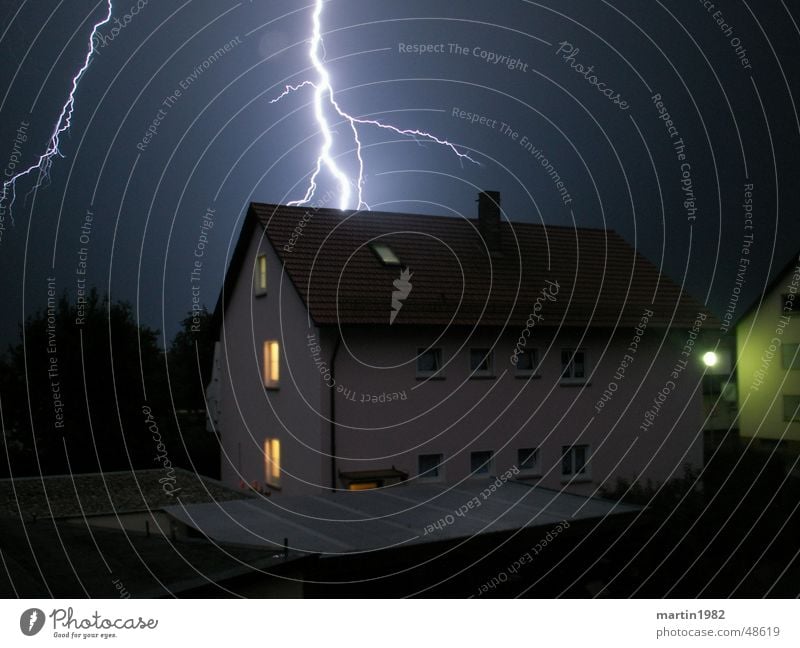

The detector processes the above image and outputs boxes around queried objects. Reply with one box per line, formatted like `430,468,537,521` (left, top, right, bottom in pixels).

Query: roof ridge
251,202,614,233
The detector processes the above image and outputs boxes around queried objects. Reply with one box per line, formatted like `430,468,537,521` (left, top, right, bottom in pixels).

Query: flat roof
0,514,301,598
164,479,638,556
0,468,252,519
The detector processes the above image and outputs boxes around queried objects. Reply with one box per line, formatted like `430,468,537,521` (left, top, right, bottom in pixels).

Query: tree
0,292,219,478
165,308,219,478
600,447,800,596
167,308,214,413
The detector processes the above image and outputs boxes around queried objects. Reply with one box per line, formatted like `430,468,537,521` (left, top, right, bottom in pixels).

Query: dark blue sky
1,0,798,346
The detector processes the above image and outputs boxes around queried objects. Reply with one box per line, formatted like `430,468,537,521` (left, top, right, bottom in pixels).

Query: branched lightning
269,80,316,104
0,1,113,215
273,0,479,211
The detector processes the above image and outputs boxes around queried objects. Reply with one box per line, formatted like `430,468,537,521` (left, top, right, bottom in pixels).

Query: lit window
782,344,800,370
470,450,493,476
561,445,589,478
515,349,540,376
348,482,379,491
254,254,268,295
561,349,587,382
263,340,280,388
418,454,443,480
370,242,401,266
417,348,443,377
469,348,494,377
517,448,539,474
264,438,281,488
783,395,800,422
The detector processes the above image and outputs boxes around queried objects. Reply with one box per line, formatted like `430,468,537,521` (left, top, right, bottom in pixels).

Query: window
348,482,379,491
417,348,443,377
561,445,589,478
517,448,539,474
469,348,494,377
263,340,280,388
254,254,268,295
783,395,800,422
418,454,443,480
561,349,587,383
370,242,401,266
264,438,281,488
340,468,408,490
470,450,493,476
782,343,800,369
515,349,540,376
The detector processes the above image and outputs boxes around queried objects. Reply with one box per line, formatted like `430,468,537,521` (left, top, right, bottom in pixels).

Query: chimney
477,190,502,255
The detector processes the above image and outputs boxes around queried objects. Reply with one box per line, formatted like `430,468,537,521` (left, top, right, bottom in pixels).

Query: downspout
329,333,341,492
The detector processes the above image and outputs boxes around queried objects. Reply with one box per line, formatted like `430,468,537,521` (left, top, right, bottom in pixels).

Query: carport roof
164,479,639,556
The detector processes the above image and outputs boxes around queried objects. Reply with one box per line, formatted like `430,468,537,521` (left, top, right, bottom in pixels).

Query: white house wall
216,223,327,496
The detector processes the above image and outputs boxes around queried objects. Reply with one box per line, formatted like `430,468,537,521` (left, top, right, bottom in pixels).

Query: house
207,192,714,497
736,250,800,453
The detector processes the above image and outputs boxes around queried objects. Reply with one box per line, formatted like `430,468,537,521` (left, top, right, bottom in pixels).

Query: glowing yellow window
348,482,379,491
263,340,280,388
254,254,267,295
264,438,281,487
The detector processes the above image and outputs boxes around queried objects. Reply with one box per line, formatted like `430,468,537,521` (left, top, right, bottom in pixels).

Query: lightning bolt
0,1,113,216
272,0,479,211
28,611,38,631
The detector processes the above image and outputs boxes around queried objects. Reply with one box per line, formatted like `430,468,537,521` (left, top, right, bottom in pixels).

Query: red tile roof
227,203,713,328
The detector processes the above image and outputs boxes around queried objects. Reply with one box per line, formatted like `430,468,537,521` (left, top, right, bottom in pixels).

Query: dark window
517,448,539,473
417,348,442,375
515,349,539,374
561,445,589,476
561,349,586,381
470,450,493,475
469,348,493,375
418,454,443,479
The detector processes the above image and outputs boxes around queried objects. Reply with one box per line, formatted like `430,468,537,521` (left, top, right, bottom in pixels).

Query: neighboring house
208,192,713,497
736,251,800,453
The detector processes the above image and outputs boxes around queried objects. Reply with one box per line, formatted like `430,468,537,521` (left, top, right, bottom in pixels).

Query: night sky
1,0,799,346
